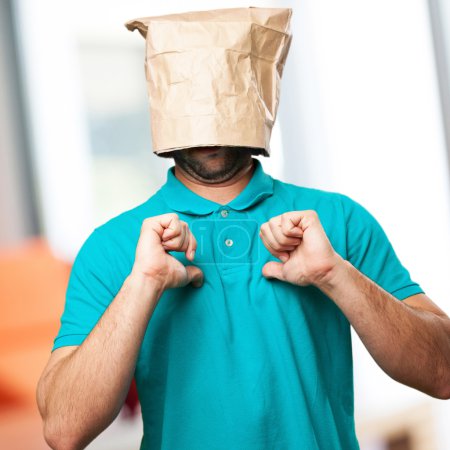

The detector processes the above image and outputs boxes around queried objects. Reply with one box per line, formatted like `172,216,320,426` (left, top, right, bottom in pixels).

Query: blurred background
1,0,449,449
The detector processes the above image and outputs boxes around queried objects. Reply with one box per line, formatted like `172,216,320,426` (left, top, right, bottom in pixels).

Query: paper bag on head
125,6,293,156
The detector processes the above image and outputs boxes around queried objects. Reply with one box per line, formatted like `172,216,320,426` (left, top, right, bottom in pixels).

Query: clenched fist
132,213,204,290
259,210,342,287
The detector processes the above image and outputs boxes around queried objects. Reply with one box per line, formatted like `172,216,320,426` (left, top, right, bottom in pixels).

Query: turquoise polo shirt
52,158,425,450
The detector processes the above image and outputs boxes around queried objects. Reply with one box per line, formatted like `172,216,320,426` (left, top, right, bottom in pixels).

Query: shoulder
73,189,170,270
271,176,346,209
276,179,373,222
69,190,170,289
91,189,169,242
270,177,377,228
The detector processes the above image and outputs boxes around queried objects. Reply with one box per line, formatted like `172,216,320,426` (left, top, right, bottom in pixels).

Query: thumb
185,265,204,288
262,261,285,281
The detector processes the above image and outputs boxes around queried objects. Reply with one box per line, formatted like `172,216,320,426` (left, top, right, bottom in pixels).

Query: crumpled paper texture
125,7,292,156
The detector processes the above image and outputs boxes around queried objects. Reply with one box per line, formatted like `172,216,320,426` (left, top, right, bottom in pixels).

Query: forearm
315,258,450,399
40,271,163,449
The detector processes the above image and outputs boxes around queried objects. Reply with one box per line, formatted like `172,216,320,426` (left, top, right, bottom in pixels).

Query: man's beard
162,146,260,183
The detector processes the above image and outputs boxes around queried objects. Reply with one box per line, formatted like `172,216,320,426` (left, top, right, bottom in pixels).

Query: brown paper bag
125,6,293,156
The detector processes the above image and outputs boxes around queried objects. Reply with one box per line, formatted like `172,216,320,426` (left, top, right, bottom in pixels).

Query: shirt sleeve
339,193,425,301
51,227,117,352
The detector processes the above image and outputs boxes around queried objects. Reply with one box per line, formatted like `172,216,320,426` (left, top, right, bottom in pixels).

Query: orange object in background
0,237,71,410
0,237,71,448
0,237,141,449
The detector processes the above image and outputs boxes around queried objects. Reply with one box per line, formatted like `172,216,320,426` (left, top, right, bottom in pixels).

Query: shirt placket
213,207,256,269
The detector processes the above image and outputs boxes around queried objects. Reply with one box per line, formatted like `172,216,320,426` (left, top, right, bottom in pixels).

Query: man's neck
173,159,255,205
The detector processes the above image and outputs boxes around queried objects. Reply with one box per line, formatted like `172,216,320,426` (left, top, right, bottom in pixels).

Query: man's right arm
37,214,203,450
37,272,163,449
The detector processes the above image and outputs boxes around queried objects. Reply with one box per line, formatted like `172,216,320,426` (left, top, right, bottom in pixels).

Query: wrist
127,269,166,300
312,254,351,293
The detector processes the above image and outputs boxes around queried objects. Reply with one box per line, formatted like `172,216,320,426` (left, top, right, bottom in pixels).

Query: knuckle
171,221,182,233
280,221,290,232
271,239,282,250
160,212,179,224
178,229,187,244
141,217,153,230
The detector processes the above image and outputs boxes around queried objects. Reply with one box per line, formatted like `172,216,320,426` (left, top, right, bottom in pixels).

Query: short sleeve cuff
52,333,88,352
389,284,425,301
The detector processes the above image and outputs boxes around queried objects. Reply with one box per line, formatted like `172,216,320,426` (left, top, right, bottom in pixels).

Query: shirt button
220,209,229,218
225,238,233,247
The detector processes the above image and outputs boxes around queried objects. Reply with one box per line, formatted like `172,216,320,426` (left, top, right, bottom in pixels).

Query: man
36,145,450,449
37,7,450,450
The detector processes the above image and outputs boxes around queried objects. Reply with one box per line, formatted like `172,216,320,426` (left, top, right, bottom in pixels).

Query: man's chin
180,164,235,183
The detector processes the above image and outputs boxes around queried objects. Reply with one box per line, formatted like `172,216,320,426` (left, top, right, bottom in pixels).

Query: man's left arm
316,260,450,400
260,209,450,400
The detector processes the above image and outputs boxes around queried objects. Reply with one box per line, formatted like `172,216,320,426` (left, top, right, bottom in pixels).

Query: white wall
13,0,95,261
12,0,285,260
13,0,450,447
274,0,450,448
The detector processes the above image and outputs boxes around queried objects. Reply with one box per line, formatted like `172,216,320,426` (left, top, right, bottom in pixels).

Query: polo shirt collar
160,158,274,215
